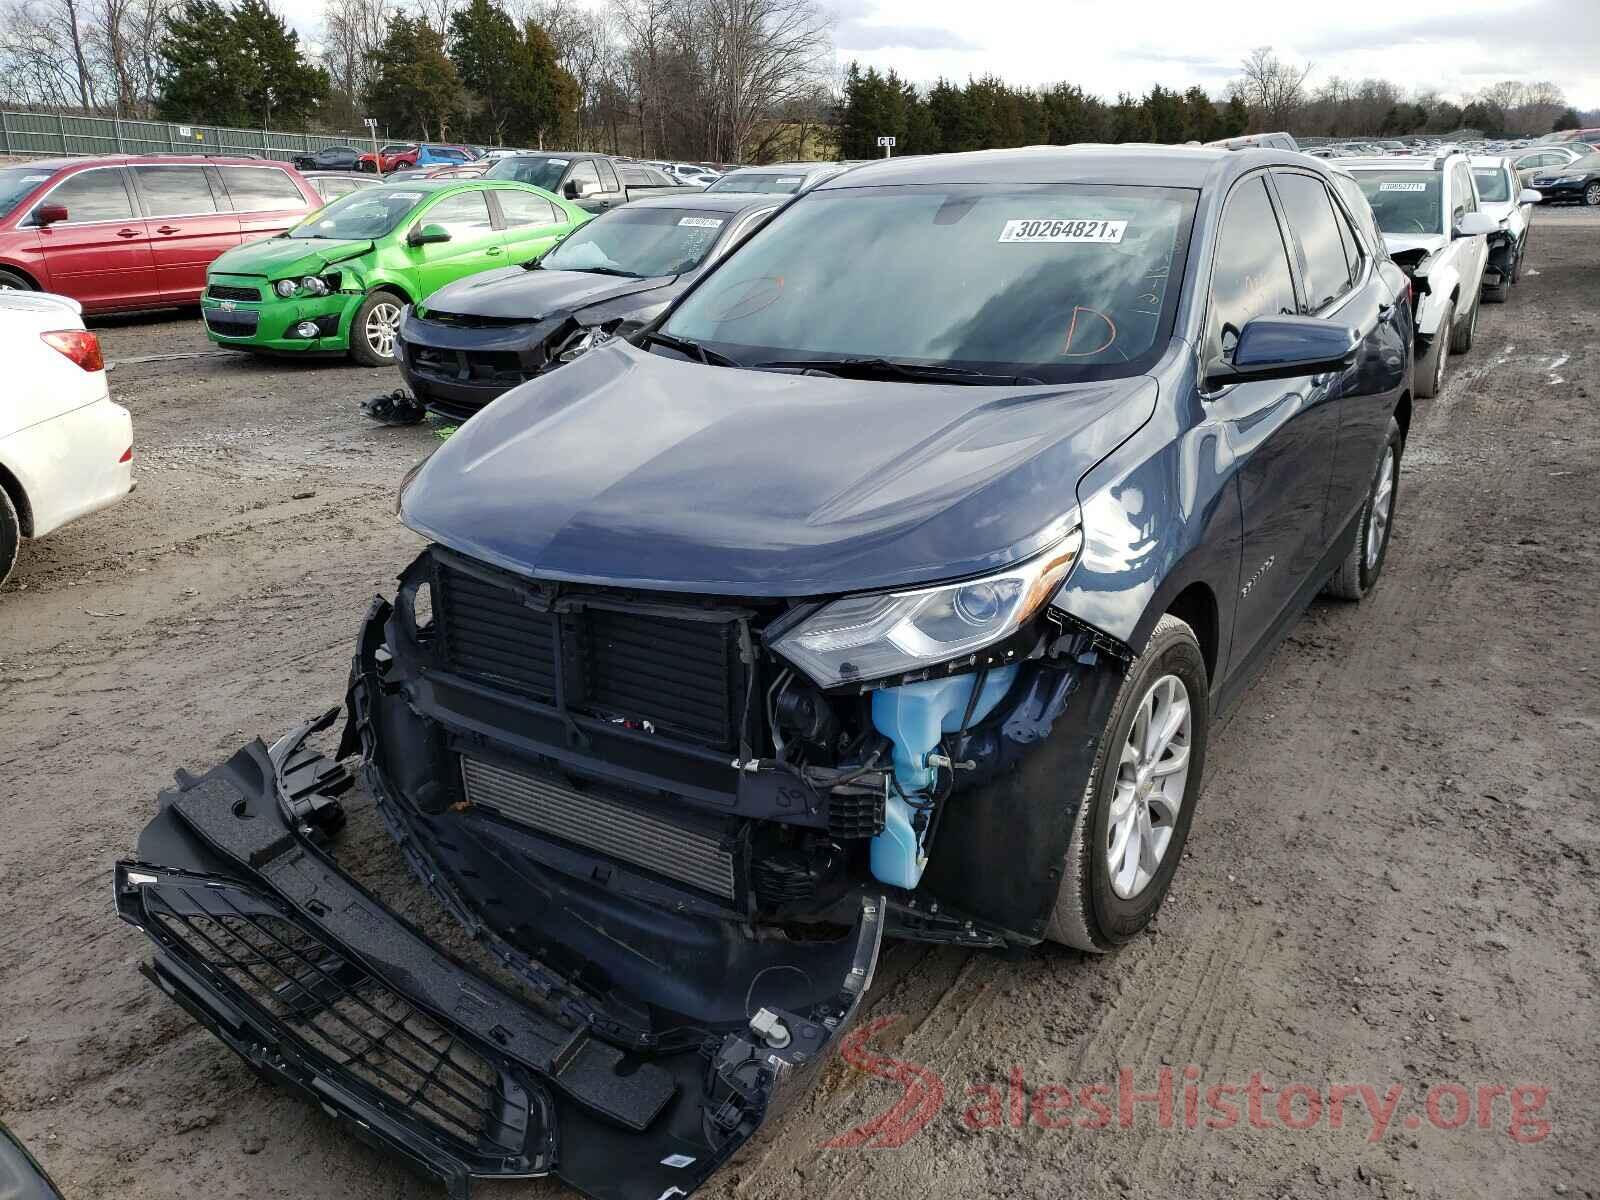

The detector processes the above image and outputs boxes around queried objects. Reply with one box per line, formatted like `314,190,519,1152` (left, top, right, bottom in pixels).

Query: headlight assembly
274,279,299,298
300,275,329,296
771,531,1083,688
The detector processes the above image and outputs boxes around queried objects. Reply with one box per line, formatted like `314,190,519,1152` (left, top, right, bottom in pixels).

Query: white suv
1469,156,1542,303
1337,154,1497,398
0,290,133,588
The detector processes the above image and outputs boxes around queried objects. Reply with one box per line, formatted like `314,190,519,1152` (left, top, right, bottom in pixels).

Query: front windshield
542,207,732,277
0,166,54,222
287,187,427,239
1352,172,1442,235
485,156,569,191
1471,168,1511,202
662,183,1196,382
706,171,805,194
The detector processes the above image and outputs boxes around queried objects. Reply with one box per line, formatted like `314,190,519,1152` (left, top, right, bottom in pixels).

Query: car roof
1334,155,1454,171
1468,155,1513,168
621,193,779,216
8,154,294,171
812,144,1323,192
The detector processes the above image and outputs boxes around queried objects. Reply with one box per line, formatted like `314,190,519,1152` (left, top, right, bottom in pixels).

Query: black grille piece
203,308,260,337
828,788,886,839
751,853,818,903
143,884,528,1158
583,607,740,749
437,566,559,700
434,559,746,751
207,283,260,301
462,755,737,899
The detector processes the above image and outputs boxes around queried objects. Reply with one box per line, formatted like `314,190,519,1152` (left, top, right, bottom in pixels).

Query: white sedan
0,290,133,588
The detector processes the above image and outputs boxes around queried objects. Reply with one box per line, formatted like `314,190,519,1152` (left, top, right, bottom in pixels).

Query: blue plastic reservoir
868,667,1018,889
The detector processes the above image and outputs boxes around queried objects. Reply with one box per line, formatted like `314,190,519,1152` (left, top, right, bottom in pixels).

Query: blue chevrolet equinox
121,146,1413,1200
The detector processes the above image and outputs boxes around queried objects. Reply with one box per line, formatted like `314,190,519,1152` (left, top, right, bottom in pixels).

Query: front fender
1415,263,1461,336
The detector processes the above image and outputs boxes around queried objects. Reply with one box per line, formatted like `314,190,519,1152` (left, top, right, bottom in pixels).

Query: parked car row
1334,150,1542,397
116,142,1427,1200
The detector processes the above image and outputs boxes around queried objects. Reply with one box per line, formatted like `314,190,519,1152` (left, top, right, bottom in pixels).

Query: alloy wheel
1585,182,1600,207
1106,674,1192,900
1365,446,1395,569
365,302,401,359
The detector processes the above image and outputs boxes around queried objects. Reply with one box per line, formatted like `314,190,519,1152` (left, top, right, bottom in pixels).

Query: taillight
41,329,104,372
119,446,133,463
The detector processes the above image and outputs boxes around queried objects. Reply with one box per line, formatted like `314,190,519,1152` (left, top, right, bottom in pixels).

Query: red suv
0,155,322,313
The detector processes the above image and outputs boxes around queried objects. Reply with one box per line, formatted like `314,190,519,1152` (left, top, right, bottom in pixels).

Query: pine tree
366,14,467,141
157,0,325,128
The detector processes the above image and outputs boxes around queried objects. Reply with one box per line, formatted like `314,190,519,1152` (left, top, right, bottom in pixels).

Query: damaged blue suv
117,146,1411,1200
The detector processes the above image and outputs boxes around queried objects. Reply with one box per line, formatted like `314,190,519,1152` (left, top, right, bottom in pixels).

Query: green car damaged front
203,237,373,353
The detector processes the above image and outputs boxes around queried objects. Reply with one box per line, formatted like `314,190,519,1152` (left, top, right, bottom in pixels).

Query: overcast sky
828,0,1600,108
281,0,1600,111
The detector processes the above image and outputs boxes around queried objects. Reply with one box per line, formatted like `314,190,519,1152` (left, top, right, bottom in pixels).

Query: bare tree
322,0,397,123
1234,46,1312,131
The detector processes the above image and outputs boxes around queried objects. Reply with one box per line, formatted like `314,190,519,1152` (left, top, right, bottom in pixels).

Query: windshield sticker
22,175,49,183
1378,182,1427,192
678,216,724,228
777,176,803,186
385,191,424,200
999,218,1127,243
546,158,569,166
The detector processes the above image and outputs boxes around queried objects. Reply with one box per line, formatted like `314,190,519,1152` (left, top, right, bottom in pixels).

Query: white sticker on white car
998,218,1127,243
1378,182,1427,192
678,216,724,228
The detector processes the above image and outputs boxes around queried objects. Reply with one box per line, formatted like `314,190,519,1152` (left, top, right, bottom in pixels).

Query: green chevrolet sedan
201,180,590,365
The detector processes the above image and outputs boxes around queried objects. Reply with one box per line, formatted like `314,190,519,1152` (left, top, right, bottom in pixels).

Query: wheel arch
0,261,42,290
0,458,35,536
1394,390,1413,446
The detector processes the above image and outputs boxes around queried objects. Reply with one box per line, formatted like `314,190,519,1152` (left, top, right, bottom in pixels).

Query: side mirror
563,178,593,199
1204,315,1360,389
33,203,69,226
1519,188,1542,204
407,223,451,247
1454,211,1497,238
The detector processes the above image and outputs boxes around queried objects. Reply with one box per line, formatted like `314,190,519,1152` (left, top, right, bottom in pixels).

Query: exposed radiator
461,756,737,900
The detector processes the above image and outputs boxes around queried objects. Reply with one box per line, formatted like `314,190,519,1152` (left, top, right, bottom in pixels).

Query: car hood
1382,232,1447,258
210,236,374,279
420,267,673,321
400,340,1156,595
1478,200,1515,221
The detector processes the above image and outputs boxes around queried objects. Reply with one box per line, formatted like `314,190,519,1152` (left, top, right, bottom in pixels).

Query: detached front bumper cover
117,734,881,1200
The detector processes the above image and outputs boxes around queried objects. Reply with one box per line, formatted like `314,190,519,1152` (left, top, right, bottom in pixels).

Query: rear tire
1045,615,1209,952
1416,299,1452,399
1324,416,1402,601
0,486,20,591
0,268,34,292
1584,181,1600,207
350,290,405,367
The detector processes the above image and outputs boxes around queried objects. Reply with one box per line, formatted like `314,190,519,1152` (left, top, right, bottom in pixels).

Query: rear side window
134,165,218,216
596,159,620,192
1332,175,1384,258
422,191,494,235
1273,172,1353,311
1207,176,1297,363
497,190,561,226
42,168,135,223
219,166,305,211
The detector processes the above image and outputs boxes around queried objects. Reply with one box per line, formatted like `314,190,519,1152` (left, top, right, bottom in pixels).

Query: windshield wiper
578,266,642,278
639,330,739,367
753,357,1040,385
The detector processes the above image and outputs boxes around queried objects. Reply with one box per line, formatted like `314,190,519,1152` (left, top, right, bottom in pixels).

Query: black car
1530,150,1600,206
396,193,780,421
290,144,362,172
119,146,1411,1200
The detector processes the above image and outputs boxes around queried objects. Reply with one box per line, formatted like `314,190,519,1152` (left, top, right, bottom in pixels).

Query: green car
202,180,590,365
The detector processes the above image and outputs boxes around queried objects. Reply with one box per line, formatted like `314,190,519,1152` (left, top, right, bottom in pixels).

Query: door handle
156,225,180,235
486,246,503,256
117,228,140,238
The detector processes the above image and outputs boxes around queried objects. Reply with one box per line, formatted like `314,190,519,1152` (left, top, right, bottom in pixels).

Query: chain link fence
0,110,379,161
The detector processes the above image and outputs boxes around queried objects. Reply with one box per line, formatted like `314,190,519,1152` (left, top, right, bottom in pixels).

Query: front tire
0,486,20,590
0,268,34,292
1324,416,1402,601
1046,615,1209,952
350,290,404,367
1584,181,1600,207
1450,293,1477,354
1416,299,1452,399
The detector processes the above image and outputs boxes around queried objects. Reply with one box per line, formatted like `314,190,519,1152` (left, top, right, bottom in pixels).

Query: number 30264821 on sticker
999,218,1128,243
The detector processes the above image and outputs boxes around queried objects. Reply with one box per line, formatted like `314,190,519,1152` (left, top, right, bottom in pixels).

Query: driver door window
565,160,601,197
1206,176,1297,365
411,190,503,294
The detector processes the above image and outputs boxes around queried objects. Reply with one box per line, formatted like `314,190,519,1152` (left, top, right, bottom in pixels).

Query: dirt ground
2,208,1597,1200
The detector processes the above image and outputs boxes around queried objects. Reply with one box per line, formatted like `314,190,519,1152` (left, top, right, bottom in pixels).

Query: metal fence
0,110,377,162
